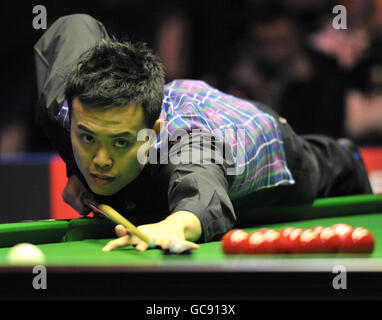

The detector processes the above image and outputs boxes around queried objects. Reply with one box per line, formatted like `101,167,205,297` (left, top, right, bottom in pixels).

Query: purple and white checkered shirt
156,80,295,200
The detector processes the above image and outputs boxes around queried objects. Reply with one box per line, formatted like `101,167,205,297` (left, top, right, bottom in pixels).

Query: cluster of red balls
222,224,375,254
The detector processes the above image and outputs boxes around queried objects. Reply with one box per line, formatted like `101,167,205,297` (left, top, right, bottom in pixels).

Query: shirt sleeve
164,131,237,242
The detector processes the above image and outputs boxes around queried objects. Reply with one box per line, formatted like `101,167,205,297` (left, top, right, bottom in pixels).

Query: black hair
65,37,165,128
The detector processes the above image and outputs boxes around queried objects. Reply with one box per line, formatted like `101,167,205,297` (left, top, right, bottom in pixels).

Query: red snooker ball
278,227,294,253
343,227,375,253
320,227,340,253
245,230,279,254
299,229,323,253
289,228,304,253
245,231,265,254
332,224,354,252
263,229,281,253
222,229,249,254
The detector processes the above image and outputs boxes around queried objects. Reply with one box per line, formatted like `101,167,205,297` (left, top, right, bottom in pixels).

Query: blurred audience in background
339,0,382,145
227,2,347,137
307,0,382,145
1,0,382,155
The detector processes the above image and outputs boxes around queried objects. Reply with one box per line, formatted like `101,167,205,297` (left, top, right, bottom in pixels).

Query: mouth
89,173,116,185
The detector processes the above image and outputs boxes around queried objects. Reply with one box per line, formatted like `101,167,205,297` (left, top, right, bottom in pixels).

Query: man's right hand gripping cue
62,175,94,216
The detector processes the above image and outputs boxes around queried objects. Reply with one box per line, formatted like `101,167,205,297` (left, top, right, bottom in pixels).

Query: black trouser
35,14,372,208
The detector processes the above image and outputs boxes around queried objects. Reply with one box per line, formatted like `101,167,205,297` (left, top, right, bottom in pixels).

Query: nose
93,147,113,170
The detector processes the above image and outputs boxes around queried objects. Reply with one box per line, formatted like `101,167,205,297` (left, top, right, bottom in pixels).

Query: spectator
308,0,382,145
228,11,346,137
345,34,382,145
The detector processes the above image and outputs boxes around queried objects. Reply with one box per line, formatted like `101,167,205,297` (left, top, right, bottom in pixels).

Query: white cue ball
6,243,46,266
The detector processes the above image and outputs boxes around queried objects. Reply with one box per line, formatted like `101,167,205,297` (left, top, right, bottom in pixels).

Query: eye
114,139,129,148
80,134,95,144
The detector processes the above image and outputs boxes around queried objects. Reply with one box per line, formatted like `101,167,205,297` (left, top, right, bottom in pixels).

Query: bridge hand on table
102,221,200,252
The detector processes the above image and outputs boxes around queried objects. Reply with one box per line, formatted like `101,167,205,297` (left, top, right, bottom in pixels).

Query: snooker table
1,194,382,300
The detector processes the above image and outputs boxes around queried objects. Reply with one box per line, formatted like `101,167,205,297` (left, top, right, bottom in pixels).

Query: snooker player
34,14,372,252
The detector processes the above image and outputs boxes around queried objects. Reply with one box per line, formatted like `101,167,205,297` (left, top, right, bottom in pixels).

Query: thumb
183,240,200,250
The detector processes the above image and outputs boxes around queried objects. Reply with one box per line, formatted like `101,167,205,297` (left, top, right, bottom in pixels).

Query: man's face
70,97,149,196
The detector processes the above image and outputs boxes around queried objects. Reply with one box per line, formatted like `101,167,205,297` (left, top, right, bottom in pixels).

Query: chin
90,187,115,196
86,174,132,196
87,182,120,196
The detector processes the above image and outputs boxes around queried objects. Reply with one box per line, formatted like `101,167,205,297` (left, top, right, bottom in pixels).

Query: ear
152,118,163,136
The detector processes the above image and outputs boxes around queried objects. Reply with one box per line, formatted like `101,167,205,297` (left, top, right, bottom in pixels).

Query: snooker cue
90,201,156,248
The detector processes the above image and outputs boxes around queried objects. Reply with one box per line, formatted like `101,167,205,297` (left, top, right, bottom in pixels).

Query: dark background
1,0,382,154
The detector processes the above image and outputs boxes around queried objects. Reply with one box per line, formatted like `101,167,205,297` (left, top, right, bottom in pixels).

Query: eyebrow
76,124,136,138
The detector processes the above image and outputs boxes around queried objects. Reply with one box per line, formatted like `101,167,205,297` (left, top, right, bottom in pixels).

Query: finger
161,238,200,251
78,206,91,216
102,235,132,252
135,241,149,251
79,192,94,215
168,240,199,251
75,197,91,215
184,240,200,250
161,235,179,250
115,224,129,238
